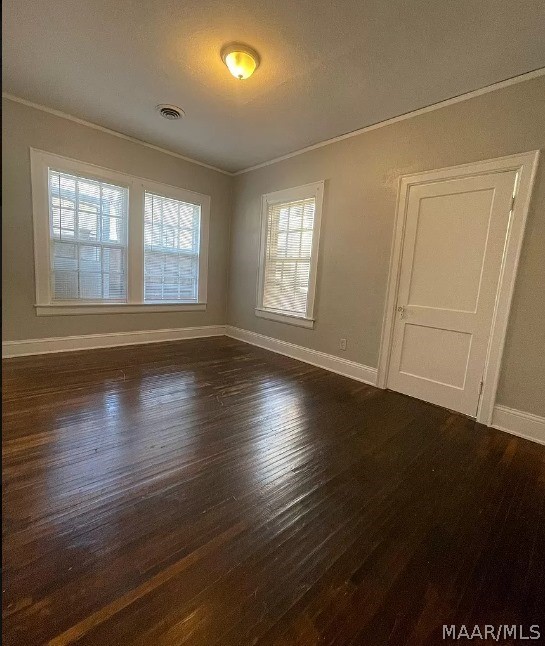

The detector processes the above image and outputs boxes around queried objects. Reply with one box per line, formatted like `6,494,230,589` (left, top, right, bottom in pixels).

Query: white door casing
377,152,539,424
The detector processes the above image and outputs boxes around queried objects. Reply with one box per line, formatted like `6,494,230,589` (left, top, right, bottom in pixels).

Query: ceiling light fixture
221,43,260,80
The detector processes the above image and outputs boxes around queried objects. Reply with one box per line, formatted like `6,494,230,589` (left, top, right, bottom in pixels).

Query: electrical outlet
340,338,347,351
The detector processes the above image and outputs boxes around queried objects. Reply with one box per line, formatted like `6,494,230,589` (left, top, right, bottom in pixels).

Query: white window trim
255,181,324,329
30,148,210,315
255,307,315,329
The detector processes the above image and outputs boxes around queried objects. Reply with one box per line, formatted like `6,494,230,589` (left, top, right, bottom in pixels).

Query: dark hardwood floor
2,336,544,645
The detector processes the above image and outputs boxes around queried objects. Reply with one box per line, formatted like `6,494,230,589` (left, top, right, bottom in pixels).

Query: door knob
397,305,406,319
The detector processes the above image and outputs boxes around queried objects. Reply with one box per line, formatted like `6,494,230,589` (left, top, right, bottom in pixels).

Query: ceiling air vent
156,104,185,120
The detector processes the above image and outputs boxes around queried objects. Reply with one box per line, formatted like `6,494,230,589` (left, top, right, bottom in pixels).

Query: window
49,170,128,301
31,149,210,315
144,192,201,302
256,181,324,328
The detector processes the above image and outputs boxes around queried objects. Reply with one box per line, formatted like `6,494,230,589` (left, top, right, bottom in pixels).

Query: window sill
255,308,315,329
35,303,207,316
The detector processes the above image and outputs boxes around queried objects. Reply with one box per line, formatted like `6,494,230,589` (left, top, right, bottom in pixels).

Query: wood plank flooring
2,336,545,645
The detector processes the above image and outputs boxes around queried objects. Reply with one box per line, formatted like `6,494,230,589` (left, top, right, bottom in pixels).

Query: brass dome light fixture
221,43,260,80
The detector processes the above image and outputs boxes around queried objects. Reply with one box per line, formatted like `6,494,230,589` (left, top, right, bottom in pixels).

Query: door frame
376,151,539,425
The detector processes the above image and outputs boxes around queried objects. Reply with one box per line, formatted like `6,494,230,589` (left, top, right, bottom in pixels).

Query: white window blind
144,192,201,302
262,197,316,315
49,170,128,301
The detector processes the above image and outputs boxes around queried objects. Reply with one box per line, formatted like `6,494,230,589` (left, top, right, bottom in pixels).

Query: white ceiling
4,0,545,172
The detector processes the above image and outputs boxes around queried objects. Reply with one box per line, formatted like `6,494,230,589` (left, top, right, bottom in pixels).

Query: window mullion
75,177,81,298
160,197,165,302
127,182,144,304
177,204,181,301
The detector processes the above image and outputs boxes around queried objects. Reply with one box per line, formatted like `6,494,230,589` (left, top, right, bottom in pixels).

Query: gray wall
228,76,545,416
3,78,544,417
2,97,233,340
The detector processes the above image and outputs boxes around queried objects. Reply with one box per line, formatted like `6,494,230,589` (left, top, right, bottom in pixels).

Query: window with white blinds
257,182,324,328
263,197,315,313
49,170,128,301
31,150,210,315
144,192,201,302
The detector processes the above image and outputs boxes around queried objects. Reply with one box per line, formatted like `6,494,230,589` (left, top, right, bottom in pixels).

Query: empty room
2,1,545,644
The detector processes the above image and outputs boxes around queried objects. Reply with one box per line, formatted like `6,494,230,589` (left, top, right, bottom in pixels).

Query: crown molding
234,67,545,175
2,92,233,176
4,67,544,177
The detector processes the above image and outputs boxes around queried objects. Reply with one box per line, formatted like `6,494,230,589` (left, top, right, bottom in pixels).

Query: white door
387,170,518,416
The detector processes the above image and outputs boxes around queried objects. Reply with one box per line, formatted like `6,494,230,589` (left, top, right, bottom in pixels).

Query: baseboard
2,325,227,358
491,405,545,445
226,326,378,385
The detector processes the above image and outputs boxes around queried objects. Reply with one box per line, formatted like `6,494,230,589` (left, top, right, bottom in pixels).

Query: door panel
399,324,472,388
387,170,518,416
407,189,494,312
